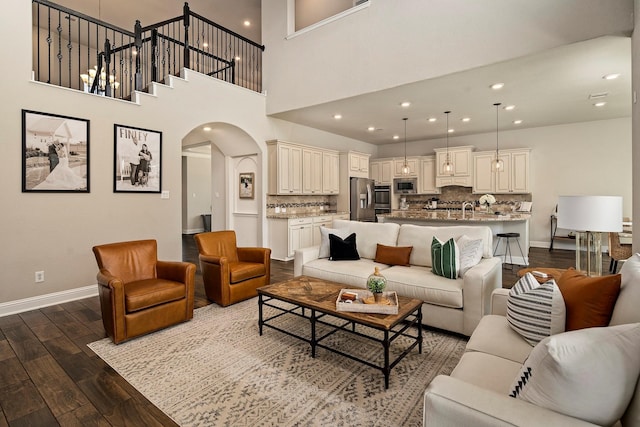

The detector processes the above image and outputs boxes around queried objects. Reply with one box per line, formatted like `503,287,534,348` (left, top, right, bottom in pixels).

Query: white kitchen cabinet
269,213,349,261
348,152,370,178
472,149,530,194
322,151,340,194
268,140,339,195
510,150,530,193
289,218,314,258
268,141,303,195
393,157,419,177
312,215,333,246
370,159,393,184
472,152,495,194
303,147,323,194
418,156,440,194
434,146,473,187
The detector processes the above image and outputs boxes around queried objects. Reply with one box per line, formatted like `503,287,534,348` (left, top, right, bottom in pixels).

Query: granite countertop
379,210,531,222
266,211,349,219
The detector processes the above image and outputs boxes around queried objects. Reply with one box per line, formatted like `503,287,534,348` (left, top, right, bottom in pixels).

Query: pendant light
491,102,504,172
442,111,453,175
401,118,410,175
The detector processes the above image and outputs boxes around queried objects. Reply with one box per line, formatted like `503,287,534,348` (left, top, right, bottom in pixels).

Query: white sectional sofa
423,254,640,427
294,219,502,336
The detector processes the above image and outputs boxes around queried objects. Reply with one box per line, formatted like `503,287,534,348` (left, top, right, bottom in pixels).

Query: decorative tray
336,289,399,314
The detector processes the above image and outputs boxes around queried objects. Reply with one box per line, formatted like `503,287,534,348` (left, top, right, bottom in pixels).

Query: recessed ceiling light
203,126,212,131
367,126,375,131
461,117,470,122
603,73,620,80
203,42,208,48
448,129,454,133
504,105,515,111
490,82,504,90
235,56,241,61
400,101,411,108
513,120,523,125
393,135,400,140
244,20,251,26
594,102,607,107
333,114,342,119
428,117,437,122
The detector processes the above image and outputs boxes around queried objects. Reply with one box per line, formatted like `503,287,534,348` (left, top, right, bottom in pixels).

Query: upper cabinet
302,147,323,194
393,157,419,177
434,146,474,187
268,140,340,195
322,151,340,194
348,151,370,178
418,156,440,194
472,148,531,194
370,159,393,184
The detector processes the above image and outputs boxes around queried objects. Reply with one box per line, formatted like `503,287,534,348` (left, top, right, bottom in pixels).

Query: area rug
88,298,466,426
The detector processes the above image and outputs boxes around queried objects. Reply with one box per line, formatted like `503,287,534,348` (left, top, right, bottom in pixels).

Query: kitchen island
378,210,531,265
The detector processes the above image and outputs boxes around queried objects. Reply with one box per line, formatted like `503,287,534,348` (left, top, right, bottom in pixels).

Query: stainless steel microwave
393,178,417,194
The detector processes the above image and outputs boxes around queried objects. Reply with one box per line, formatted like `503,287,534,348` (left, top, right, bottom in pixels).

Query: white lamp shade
557,196,623,232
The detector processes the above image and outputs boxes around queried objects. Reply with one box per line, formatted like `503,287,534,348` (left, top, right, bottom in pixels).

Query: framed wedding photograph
239,172,255,199
22,109,90,192
114,124,162,193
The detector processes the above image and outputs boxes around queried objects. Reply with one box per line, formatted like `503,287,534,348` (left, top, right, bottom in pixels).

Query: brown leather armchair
194,231,271,307
92,239,196,344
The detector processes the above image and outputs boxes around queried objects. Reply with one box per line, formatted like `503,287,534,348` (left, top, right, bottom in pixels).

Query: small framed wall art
114,124,162,193
239,172,255,199
22,109,90,192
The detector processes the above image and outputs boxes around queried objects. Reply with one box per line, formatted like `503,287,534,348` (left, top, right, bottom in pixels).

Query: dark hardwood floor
0,236,612,426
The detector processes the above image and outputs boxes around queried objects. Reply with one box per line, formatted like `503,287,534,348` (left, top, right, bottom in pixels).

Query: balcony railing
31,0,265,100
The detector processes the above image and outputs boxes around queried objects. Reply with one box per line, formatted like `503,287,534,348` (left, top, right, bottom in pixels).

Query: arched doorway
181,122,263,247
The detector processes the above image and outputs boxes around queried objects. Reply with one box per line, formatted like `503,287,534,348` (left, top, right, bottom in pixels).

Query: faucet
462,202,474,219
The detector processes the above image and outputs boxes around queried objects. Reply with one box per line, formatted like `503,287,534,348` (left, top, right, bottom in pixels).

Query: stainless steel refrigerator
350,177,376,222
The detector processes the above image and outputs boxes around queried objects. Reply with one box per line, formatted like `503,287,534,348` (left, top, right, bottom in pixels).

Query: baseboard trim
0,285,99,317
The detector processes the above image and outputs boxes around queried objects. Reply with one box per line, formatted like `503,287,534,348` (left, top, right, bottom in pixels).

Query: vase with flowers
479,194,496,213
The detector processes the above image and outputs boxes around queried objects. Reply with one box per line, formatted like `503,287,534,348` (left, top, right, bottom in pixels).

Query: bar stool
494,232,528,269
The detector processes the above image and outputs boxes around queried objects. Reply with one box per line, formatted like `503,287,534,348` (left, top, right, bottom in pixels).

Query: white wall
182,155,212,233
376,117,633,246
0,0,276,306
263,0,633,114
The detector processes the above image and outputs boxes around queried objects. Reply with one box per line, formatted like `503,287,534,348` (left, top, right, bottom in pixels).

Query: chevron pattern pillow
507,273,566,345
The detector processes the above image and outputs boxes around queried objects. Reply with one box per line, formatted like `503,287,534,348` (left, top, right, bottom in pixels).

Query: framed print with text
114,124,162,193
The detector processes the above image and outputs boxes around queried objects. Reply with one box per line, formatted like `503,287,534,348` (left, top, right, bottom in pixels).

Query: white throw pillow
509,323,640,426
457,235,483,277
318,226,352,258
507,273,566,345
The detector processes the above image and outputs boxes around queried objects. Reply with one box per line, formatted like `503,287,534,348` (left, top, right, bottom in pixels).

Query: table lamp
557,196,622,276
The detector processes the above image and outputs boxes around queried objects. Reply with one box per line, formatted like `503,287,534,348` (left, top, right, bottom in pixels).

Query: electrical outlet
35,271,45,283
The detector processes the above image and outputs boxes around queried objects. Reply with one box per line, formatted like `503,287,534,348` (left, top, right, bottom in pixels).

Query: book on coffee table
336,289,399,314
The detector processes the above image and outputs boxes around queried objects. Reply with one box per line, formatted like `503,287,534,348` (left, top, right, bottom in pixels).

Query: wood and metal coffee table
257,276,423,389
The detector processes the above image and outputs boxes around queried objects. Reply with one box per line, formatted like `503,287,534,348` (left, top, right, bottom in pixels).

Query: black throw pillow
329,233,360,261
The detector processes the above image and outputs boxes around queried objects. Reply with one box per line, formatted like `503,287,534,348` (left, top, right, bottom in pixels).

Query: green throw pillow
431,237,459,279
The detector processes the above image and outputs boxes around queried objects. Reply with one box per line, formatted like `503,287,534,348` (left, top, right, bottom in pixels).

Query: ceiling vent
588,92,609,100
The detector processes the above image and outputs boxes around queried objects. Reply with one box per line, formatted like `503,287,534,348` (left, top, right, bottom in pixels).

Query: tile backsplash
405,186,532,212
267,195,338,215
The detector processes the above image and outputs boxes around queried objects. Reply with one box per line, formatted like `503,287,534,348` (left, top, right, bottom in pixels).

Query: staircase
32,0,264,101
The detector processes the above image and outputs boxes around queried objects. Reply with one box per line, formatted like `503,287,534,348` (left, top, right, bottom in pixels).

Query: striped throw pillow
507,273,566,345
431,237,459,279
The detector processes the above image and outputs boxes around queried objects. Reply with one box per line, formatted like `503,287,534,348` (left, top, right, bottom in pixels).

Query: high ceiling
52,0,262,43
52,1,631,148
271,36,632,145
